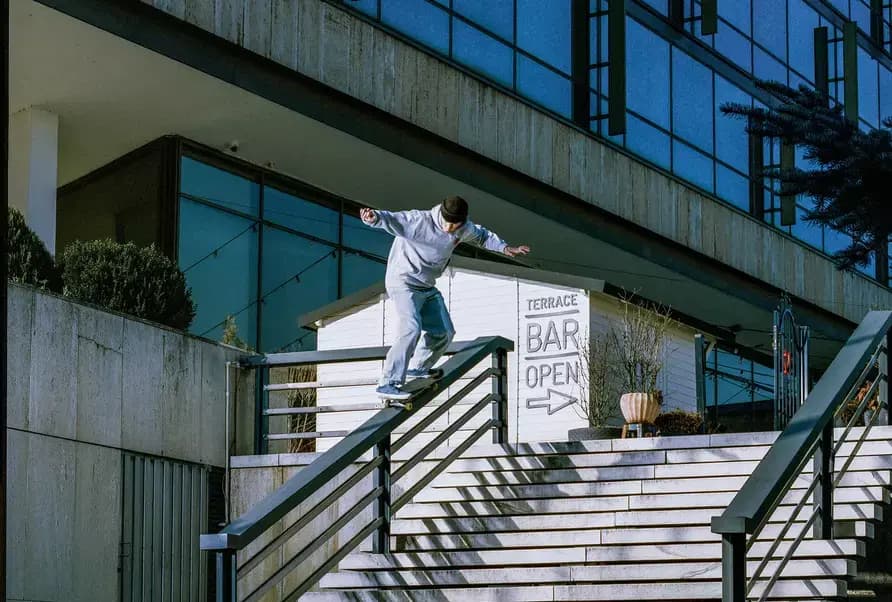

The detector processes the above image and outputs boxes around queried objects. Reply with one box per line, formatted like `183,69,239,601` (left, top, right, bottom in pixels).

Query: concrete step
303,578,847,600
396,488,889,518
389,502,882,535
321,559,855,589
340,539,865,570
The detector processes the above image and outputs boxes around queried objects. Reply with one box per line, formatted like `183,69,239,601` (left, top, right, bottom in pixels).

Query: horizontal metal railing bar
264,403,384,415
237,455,383,577
265,377,379,391
392,395,495,483
243,486,384,602
266,431,351,440
201,336,513,551
712,311,892,535
391,369,496,454
392,420,496,514
241,341,476,368
283,517,385,602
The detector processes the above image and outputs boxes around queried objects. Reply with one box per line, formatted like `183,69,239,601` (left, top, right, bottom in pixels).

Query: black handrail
712,310,892,601
203,335,513,600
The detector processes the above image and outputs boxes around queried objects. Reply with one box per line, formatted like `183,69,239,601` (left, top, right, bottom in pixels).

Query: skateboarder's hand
360,208,378,225
505,245,531,257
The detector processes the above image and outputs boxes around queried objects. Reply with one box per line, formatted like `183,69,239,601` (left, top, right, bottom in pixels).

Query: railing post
216,551,237,602
492,348,509,444
813,422,834,539
372,438,392,554
254,366,270,455
880,334,890,426
722,533,746,602
694,334,707,432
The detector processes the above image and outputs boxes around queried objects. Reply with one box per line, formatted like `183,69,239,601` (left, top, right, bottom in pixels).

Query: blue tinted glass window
181,157,260,216
345,0,377,17
791,205,824,249
719,0,751,35
641,0,668,15
342,252,387,296
856,250,877,278
716,165,749,211
453,20,514,87
627,19,670,129
454,0,514,40
828,0,849,16
260,226,338,352
178,198,258,345
715,77,750,173
264,187,339,243
517,55,573,118
672,49,714,152
517,0,572,74
880,66,892,122
823,226,850,255
858,49,879,128
626,113,671,170
715,23,753,73
673,140,715,193
381,0,449,54
787,0,818,83
754,47,788,83
343,213,393,259
753,0,787,60
851,1,872,35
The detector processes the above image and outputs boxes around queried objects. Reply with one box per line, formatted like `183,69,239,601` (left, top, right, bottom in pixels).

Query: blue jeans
381,287,455,386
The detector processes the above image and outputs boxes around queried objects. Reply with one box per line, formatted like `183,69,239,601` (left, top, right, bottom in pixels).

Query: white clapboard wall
314,264,699,449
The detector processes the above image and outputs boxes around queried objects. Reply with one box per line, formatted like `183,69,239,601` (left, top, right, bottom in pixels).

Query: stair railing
202,336,512,601
712,310,892,602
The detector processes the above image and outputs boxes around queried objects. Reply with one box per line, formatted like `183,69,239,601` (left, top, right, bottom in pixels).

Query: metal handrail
712,310,892,601
203,335,513,601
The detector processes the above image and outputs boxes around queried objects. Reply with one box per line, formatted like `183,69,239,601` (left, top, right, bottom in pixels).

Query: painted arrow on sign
526,389,578,415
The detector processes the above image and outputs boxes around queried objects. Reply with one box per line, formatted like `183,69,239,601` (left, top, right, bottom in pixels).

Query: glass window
516,0,572,74
823,226,851,256
673,139,715,193
260,226,338,352
640,0,668,15
342,252,387,296
787,0,818,83
881,66,892,120
715,76,751,173
754,47,788,83
343,213,394,260
851,0,872,35
672,48,714,152
719,0,751,35
791,205,824,249
517,55,573,118
381,0,449,54
858,49,879,129
346,0,377,17
753,0,787,61
178,198,259,346
263,186,339,243
180,157,260,216
716,165,750,211
627,19,670,130
626,113,671,170
453,20,514,87
454,0,514,40
714,23,753,73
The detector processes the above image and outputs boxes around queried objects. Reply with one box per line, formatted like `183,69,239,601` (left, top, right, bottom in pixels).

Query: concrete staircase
303,426,892,601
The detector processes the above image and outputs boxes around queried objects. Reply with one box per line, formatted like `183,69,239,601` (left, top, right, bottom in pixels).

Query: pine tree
721,80,891,270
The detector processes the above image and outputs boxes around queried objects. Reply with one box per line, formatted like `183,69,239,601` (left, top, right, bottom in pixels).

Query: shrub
61,239,196,329
7,206,61,291
655,409,703,436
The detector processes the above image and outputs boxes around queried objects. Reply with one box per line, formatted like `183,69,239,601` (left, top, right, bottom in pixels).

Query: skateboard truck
387,400,413,411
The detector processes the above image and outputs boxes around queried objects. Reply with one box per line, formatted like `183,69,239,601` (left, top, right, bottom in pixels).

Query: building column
9,107,59,256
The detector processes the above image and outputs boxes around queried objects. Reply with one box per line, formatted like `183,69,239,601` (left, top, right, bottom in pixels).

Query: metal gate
773,295,810,429
121,453,209,602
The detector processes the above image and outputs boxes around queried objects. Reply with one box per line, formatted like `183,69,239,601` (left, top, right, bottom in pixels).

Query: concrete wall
6,283,252,602
139,0,892,325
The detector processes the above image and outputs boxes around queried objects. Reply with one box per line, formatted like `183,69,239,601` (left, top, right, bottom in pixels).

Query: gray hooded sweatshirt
370,205,508,290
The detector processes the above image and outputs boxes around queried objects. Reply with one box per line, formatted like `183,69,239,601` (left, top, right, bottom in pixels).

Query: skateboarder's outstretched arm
360,207,419,239
461,222,531,258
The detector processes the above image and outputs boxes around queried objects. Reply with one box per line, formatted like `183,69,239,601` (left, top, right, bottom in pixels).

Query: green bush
655,408,704,436
61,239,196,330
8,206,61,291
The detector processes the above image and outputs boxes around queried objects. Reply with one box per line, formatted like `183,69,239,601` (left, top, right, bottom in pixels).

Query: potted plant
570,333,623,440
655,408,704,436
610,297,674,426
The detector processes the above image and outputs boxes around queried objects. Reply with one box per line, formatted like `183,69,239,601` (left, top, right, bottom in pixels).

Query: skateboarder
360,196,530,400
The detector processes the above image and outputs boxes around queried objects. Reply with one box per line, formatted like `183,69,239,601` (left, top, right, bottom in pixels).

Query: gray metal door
121,453,209,602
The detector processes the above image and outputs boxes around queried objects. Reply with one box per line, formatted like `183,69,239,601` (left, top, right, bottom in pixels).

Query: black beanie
441,196,469,224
